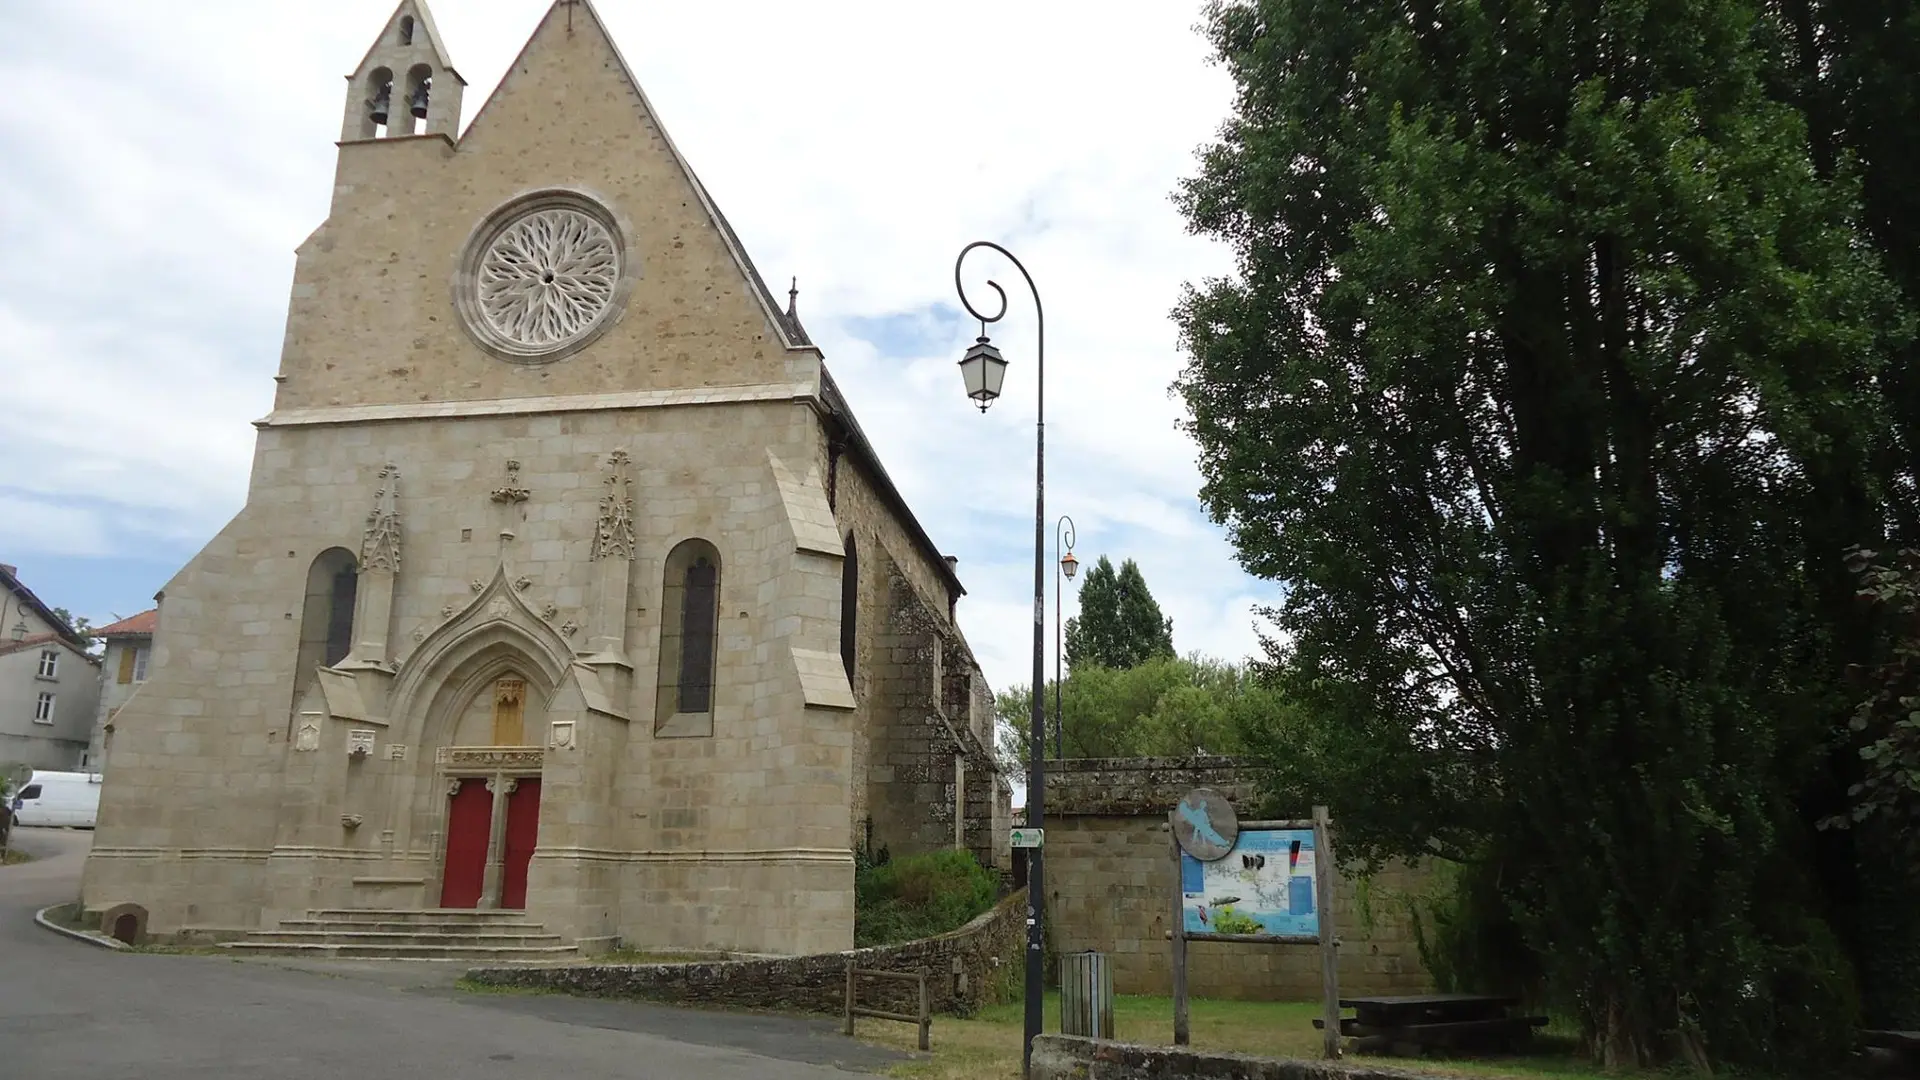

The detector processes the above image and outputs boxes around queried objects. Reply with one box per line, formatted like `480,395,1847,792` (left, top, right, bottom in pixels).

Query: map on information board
1180,827,1318,938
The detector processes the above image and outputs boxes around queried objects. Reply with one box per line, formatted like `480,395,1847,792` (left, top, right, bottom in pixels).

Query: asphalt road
0,828,899,1079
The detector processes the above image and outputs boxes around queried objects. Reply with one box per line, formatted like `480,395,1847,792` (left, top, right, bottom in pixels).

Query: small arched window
292,548,358,712
398,16,415,45
657,539,721,733
840,533,858,683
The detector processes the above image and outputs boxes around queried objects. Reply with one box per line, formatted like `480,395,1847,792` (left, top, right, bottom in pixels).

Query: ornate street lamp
958,335,1009,412
1056,516,1077,760
954,239,1048,1077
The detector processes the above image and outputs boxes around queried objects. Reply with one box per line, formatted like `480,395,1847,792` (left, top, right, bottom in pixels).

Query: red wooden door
439,778,491,908
500,778,542,910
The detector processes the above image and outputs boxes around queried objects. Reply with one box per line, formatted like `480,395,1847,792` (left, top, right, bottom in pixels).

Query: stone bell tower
340,0,466,142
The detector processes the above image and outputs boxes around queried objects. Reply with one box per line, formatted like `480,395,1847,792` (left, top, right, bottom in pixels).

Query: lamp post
954,239,1046,1077
1055,516,1077,760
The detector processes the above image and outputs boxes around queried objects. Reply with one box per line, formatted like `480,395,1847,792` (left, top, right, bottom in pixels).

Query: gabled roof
347,0,466,85
0,564,86,649
459,0,811,353
92,609,158,639
0,631,97,664
819,367,966,601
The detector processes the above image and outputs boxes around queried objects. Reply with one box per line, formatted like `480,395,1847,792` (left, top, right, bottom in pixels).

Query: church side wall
828,445,1008,871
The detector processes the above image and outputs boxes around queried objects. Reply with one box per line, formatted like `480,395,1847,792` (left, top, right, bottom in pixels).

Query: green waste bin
1060,951,1113,1039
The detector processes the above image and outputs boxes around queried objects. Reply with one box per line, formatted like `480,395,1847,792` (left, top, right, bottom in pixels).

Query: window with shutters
656,538,721,736
132,645,149,682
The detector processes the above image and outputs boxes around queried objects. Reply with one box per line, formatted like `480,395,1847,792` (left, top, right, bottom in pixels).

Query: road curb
35,903,129,951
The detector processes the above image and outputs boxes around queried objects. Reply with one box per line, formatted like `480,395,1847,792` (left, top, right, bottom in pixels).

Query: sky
0,0,1281,697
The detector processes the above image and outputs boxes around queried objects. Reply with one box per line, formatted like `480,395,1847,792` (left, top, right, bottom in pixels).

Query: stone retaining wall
1030,1035,1450,1080
465,888,1025,1017
1048,758,1432,1000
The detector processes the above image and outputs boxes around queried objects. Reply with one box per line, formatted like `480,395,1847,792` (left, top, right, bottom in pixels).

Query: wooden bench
1314,994,1547,1056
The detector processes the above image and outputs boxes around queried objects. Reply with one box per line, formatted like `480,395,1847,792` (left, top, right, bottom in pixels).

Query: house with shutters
0,563,101,772
86,609,158,773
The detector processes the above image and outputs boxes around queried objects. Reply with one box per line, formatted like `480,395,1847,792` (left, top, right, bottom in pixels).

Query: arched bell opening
364,66,394,138
397,63,433,136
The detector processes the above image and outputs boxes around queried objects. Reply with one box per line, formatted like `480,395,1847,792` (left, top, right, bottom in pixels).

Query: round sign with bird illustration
1172,787,1239,862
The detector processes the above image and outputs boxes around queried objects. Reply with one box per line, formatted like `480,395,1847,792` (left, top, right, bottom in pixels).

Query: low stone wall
466,888,1025,1017
1048,757,1432,1000
1030,1035,1449,1080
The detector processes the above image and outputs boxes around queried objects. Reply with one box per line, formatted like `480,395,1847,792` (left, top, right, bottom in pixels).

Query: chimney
944,556,959,572
0,564,16,577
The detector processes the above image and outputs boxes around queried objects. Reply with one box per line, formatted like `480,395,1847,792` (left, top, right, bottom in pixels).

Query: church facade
81,0,1009,956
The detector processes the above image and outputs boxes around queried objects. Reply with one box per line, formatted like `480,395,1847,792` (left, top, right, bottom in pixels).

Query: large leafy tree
1064,556,1175,671
994,654,1274,769
1172,0,1906,1068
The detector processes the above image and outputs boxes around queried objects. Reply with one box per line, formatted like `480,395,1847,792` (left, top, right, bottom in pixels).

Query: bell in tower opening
368,76,392,128
410,79,431,120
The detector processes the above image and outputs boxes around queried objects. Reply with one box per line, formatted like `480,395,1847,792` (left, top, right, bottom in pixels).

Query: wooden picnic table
1314,993,1545,1056
1862,1029,1920,1066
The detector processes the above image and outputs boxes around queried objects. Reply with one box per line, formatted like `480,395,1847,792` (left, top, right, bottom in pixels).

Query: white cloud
0,0,1281,694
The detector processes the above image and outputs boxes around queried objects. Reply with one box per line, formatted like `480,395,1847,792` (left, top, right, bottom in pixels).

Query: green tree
1171,0,1906,1068
994,654,1281,771
1063,556,1174,671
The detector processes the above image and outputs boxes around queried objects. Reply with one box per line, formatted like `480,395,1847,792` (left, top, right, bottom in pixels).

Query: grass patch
2,847,31,866
850,992,1692,1080
855,849,997,947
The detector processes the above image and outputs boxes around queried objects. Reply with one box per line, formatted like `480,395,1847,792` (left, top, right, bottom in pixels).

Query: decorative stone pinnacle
591,450,637,562
360,463,402,572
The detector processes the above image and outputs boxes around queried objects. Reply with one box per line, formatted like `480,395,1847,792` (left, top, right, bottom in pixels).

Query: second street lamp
1056,515,1077,760
954,239,1047,1078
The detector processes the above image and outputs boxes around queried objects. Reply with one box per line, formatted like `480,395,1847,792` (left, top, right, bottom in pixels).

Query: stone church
81,0,1009,957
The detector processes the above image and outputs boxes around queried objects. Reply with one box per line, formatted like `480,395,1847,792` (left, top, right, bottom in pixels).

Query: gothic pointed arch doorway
430,665,548,910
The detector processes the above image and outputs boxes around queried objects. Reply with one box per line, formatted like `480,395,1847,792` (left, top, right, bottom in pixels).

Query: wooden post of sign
1167,814,1190,1046
1313,804,1340,1059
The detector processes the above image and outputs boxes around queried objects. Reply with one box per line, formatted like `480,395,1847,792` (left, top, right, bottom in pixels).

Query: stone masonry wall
832,441,1007,870
467,887,1027,1017
1047,758,1432,1000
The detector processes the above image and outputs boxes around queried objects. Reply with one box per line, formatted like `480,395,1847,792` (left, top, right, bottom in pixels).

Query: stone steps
218,908,578,962
241,929,566,947
307,908,534,924
220,941,579,961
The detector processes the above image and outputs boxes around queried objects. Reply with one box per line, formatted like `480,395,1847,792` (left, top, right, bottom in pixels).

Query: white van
12,771,102,828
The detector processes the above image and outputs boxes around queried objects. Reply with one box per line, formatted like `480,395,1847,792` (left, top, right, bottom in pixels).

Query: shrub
855,848,997,947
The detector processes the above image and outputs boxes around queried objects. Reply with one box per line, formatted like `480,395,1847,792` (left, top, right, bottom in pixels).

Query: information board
1178,826,1319,938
